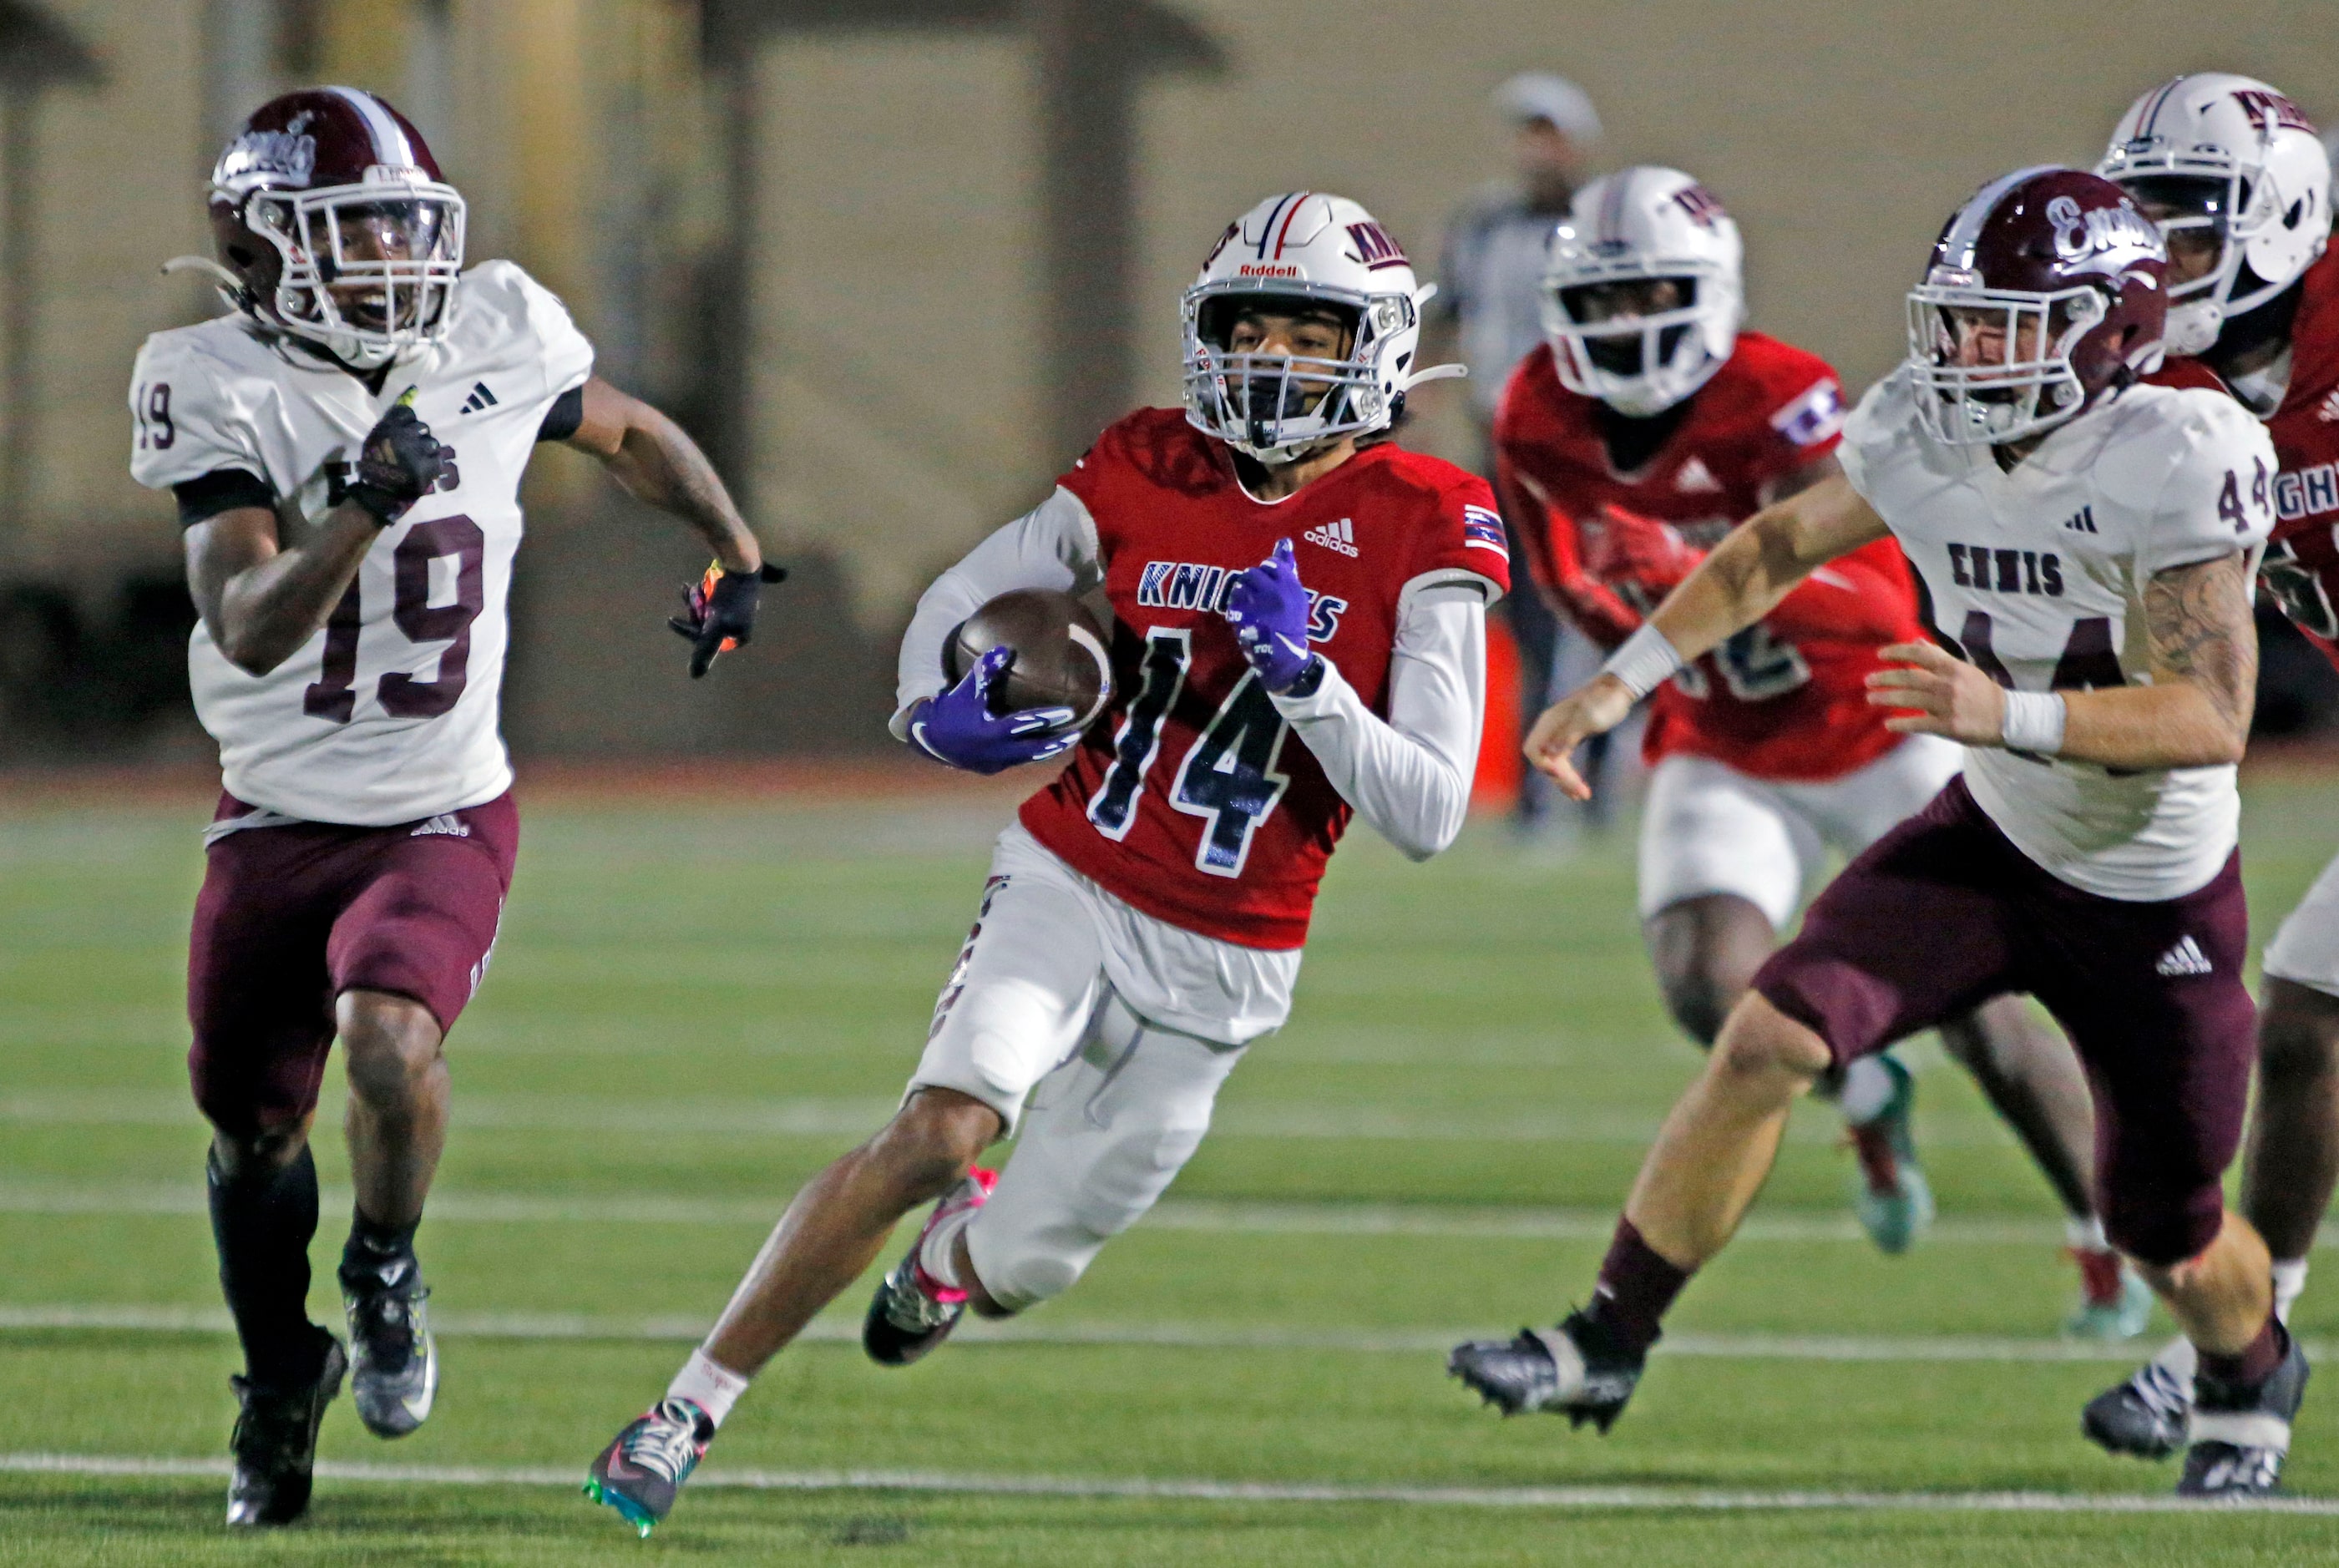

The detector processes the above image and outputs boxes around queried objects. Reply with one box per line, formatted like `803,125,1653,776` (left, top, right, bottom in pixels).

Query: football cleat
1446,1309,1644,1431
2179,1333,2310,1499
863,1167,998,1367
2083,1348,2194,1460
584,1397,712,1537
340,1249,437,1438
2063,1249,2154,1341
226,1333,347,1528
1845,1053,1932,1255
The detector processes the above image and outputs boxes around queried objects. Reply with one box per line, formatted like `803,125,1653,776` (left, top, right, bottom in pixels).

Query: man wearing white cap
1431,72,1606,834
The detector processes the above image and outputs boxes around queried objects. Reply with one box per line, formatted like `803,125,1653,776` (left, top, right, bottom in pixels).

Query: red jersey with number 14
1020,408,1509,950
1494,332,1926,781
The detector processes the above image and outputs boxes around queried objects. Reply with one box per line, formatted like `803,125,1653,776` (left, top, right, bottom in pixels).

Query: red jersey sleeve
1406,467,1513,601
1739,336,1848,488
1491,448,1639,646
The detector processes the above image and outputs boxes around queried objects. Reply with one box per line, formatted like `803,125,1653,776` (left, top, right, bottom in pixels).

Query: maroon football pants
1754,777,2253,1266
187,792,518,1139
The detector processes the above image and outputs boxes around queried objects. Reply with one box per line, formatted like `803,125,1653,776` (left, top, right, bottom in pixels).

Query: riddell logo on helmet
1238,264,1303,278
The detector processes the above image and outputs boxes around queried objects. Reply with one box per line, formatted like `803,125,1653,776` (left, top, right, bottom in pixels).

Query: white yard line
0,1090,2030,1146
3,1451,2334,1515
5,1181,2331,1249
0,1301,2326,1363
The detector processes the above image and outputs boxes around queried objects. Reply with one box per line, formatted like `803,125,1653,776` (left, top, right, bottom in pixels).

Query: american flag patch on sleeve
1769,380,1846,448
1461,504,1510,558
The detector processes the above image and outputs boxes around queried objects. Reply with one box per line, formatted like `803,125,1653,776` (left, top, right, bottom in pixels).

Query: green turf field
6,773,2339,1565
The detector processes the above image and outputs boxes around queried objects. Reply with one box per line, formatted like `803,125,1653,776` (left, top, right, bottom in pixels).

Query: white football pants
2265,848,2339,999
1636,735,1962,928
906,824,1288,1311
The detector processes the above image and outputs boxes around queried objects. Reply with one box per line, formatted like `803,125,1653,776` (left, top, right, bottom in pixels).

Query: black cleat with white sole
2082,1350,2193,1461
226,1333,347,1527
2178,1333,2309,1499
1447,1309,1644,1431
341,1249,437,1439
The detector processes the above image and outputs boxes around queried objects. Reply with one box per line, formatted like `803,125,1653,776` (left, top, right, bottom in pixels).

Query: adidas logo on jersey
1302,518,1359,557
1674,456,1722,494
2063,505,2097,534
2154,936,2213,978
411,813,472,839
458,382,499,415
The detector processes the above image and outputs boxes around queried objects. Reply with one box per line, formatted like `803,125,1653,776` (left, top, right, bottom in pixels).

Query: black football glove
669,560,788,678
346,402,449,525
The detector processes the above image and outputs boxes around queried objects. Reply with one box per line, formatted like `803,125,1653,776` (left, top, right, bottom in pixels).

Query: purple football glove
908,646,1079,775
1223,538,1319,693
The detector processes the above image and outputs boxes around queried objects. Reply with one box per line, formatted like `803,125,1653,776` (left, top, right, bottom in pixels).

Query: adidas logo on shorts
2154,936,2213,978
411,813,472,839
1302,518,1359,558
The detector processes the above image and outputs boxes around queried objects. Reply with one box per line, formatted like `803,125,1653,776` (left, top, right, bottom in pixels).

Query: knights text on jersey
1495,331,1921,781
129,261,593,826
1018,409,1509,949
2245,246,2339,664
1839,369,2276,900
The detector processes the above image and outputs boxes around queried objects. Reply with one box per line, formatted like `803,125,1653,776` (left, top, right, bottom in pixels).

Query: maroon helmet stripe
323,84,414,168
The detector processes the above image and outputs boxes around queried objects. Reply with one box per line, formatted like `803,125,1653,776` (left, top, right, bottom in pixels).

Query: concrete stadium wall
3,0,2331,757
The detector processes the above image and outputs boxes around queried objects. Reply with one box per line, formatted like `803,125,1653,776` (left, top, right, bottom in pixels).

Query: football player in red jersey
2085,72,2339,1464
585,192,1507,1535
1493,167,2123,1322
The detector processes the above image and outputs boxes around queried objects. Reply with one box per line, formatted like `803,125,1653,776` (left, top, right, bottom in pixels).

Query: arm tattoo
2144,551,2256,737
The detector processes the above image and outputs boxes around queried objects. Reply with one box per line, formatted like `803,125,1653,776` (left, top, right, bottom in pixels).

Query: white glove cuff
1601,624,1687,701
2001,690,2068,755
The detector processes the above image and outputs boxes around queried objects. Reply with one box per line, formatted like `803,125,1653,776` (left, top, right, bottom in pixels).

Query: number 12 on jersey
1086,626,1294,878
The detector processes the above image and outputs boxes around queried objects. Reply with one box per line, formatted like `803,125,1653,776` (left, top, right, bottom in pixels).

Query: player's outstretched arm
563,377,779,677
1865,551,2255,770
564,377,761,574
1524,473,1888,797
185,404,450,676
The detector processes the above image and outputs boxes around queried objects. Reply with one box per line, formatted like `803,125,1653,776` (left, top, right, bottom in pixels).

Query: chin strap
1403,362,1468,391
163,255,254,313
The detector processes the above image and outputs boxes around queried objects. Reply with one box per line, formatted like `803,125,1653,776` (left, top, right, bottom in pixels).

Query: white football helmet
1542,167,1744,417
2098,73,2331,357
1182,192,1456,463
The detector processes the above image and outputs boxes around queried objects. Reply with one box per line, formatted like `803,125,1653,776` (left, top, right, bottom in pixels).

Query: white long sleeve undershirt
893,485,1491,861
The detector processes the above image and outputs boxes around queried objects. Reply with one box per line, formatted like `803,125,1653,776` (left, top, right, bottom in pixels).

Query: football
943,588,1114,730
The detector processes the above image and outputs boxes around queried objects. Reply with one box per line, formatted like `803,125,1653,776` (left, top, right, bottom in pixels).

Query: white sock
1838,1056,1896,1125
666,1347,749,1429
919,1206,980,1291
2065,1215,2110,1253
2273,1257,2309,1326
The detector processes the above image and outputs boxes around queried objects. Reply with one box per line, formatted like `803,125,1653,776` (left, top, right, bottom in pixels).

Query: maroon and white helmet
204,87,465,370
1906,166,2167,447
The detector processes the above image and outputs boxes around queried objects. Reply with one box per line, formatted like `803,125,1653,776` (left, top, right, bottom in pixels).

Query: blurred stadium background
12,3,2339,1561
3,0,2336,768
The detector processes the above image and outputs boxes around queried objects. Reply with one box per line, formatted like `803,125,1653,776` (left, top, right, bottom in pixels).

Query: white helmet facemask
244,176,467,371
1181,192,1459,464
1542,167,1744,417
2099,73,2330,357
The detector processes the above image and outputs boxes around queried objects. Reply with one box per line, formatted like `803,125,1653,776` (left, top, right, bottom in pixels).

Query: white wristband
2000,690,2068,755
1602,624,1687,701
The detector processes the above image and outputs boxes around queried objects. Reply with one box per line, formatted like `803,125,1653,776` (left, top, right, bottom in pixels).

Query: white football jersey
129,261,592,826
1840,371,2277,900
